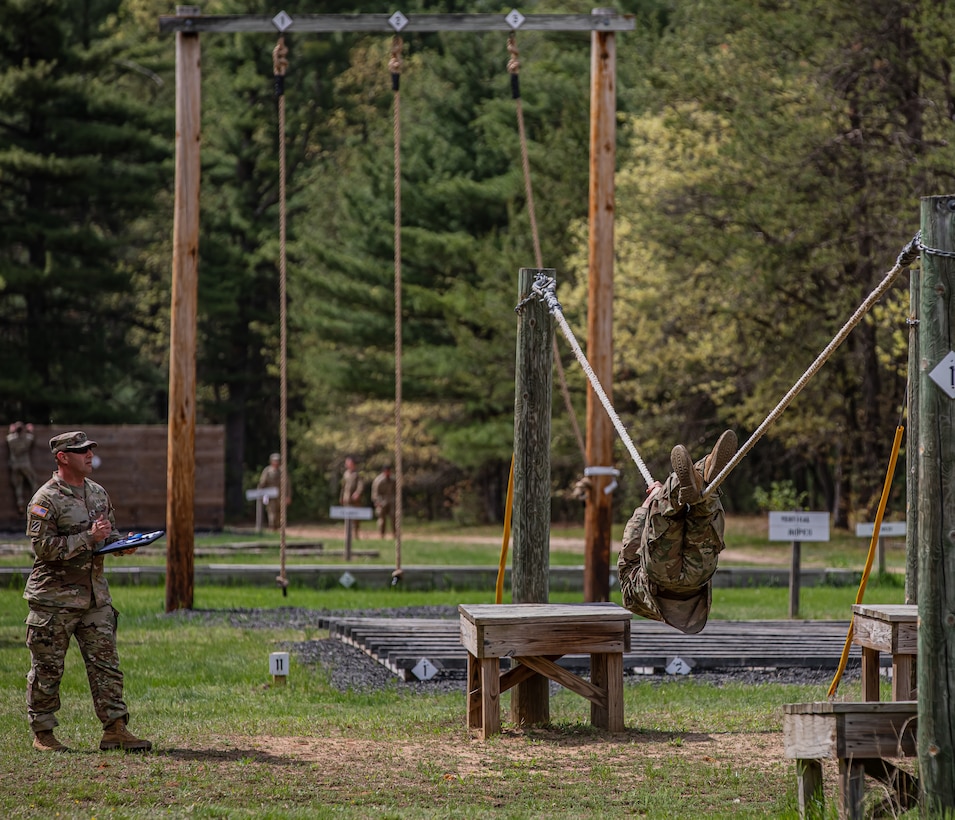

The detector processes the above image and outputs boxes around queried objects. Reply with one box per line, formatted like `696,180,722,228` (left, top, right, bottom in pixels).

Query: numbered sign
666,657,692,675
929,351,955,399
269,651,290,677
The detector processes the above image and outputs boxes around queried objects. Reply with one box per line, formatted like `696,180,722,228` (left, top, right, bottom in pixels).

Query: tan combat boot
33,729,69,752
703,430,738,483
100,719,152,752
671,444,703,506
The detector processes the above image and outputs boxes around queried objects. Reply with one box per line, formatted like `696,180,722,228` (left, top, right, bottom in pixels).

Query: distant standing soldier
257,453,291,531
7,421,37,516
371,464,396,539
340,456,365,539
24,430,151,753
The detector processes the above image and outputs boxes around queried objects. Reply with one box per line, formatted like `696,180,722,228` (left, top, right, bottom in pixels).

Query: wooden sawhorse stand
458,603,632,739
851,603,918,702
783,701,918,819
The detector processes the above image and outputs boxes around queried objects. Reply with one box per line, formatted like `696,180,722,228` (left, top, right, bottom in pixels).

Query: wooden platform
323,615,870,681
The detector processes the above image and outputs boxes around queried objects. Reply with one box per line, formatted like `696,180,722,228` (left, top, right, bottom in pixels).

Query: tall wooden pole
511,267,553,727
917,195,955,811
165,5,201,612
584,9,617,602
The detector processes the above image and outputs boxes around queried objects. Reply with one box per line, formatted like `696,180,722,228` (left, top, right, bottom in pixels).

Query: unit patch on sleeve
29,520,42,534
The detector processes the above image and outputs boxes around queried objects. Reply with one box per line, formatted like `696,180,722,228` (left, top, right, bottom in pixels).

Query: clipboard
94,530,165,555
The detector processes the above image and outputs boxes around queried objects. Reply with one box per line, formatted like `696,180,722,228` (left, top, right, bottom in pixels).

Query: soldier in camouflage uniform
7,421,37,515
257,453,290,531
618,430,737,635
24,431,152,753
340,456,365,539
371,465,396,539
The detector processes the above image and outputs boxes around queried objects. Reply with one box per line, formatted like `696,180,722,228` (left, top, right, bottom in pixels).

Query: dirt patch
238,726,787,777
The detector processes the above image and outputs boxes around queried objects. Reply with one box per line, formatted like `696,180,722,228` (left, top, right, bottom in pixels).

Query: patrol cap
49,430,98,454
270,452,281,461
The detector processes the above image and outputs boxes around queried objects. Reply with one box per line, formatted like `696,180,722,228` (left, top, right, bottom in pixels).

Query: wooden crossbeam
159,12,635,35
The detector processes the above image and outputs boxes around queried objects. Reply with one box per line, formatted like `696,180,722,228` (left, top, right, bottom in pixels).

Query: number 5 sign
929,350,955,399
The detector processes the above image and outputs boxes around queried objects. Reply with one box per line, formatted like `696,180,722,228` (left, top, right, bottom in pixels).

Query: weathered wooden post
917,195,955,811
584,7,618,603
511,267,553,727
788,540,801,619
905,266,919,605
166,4,201,612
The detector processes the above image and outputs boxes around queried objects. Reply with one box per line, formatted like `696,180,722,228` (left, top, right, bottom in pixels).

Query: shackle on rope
389,36,403,92
272,35,288,97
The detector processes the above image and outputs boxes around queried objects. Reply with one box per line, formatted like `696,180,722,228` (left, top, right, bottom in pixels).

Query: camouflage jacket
340,469,364,505
23,473,120,610
6,431,34,468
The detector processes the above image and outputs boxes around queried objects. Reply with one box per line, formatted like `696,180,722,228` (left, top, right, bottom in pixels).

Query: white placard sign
855,521,907,538
412,658,438,681
269,651,290,677
768,511,830,542
929,350,955,399
329,505,374,520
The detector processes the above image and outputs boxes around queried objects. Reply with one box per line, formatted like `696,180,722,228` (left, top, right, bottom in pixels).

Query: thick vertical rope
273,35,289,596
390,36,404,583
507,34,586,461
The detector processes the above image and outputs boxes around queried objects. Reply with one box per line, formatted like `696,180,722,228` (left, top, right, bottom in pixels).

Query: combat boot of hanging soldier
100,719,152,752
701,430,738,483
671,444,703,506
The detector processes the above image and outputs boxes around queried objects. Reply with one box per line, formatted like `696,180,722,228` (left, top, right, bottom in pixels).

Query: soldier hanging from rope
617,431,737,635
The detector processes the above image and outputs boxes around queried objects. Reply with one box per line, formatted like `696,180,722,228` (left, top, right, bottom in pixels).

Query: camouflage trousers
25,604,128,732
618,470,725,626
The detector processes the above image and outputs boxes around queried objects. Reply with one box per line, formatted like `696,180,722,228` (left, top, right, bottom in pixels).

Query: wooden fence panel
0,425,224,531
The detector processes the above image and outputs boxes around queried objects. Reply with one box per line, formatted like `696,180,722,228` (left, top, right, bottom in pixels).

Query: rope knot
507,33,521,74
389,35,403,75
272,36,288,77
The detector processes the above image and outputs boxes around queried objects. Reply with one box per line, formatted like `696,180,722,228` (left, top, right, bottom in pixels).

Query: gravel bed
161,605,856,693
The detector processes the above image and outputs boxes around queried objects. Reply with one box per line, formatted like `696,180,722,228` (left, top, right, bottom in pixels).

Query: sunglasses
68,446,94,454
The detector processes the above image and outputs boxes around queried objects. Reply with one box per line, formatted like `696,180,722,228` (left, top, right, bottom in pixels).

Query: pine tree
0,0,168,423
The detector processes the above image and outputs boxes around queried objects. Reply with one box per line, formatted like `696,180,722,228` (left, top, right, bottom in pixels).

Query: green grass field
0,574,915,819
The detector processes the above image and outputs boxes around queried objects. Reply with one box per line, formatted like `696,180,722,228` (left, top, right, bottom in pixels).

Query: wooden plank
459,602,631,625
159,13,636,35
851,604,918,622
783,702,918,760
515,655,606,706
478,657,500,738
795,758,824,819
477,620,628,657
591,652,624,732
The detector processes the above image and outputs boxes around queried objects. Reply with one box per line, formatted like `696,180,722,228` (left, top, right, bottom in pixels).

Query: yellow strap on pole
827,424,905,699
495,454,515,604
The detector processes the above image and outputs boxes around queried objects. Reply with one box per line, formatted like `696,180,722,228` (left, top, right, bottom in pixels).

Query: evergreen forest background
2,0,952,528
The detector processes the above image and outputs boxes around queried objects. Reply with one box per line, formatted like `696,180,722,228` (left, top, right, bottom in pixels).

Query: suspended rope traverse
273,33,290,596
522,273,656,487
390,35,404,583
701,232,921,499
524,232,922,492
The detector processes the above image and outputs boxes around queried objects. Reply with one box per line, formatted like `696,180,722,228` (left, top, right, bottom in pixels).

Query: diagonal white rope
528,274,655,487
702,232,922,498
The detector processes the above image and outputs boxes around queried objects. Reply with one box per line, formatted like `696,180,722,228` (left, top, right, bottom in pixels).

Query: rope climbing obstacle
389,34,405,584
272,22,291,596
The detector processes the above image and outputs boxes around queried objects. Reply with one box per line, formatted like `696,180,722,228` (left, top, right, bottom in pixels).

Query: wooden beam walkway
322,616,869,682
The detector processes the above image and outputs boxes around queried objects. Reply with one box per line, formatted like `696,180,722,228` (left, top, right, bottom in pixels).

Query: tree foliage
2,0,952,525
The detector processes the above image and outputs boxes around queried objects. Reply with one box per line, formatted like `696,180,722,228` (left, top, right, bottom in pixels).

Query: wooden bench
783,701,918,819
458,603,632,739
851,604,918,701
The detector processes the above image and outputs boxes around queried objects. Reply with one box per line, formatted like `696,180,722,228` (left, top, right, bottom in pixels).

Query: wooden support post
788,540,801,619
165,5,201,613
905,266,919,605
511,267,553,728
917,195,955,811
584,8,617,603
